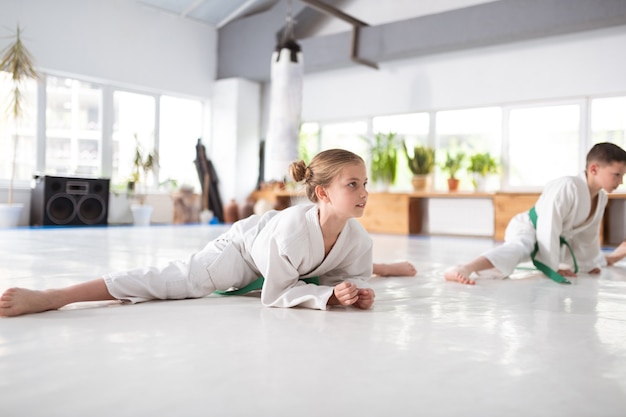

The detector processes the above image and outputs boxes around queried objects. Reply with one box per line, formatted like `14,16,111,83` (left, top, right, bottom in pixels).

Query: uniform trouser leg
481,236,535,278
103,244,222,304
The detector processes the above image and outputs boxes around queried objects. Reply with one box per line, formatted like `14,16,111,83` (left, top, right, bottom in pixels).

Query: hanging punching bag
264,12,303,183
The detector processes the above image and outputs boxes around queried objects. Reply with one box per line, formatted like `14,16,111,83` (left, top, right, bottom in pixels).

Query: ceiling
136,0,280,28
135,0,498,30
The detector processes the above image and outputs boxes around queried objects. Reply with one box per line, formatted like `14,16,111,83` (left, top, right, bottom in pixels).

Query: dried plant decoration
0,25,40,204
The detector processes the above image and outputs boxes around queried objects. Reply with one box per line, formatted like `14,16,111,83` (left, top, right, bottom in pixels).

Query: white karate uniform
483,173,607,278
103,204,373,310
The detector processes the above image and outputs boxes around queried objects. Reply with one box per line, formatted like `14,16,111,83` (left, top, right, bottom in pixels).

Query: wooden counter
250,189,626,242
493,192,540,240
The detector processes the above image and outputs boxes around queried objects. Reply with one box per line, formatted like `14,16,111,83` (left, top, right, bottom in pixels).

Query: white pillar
210,78,261,204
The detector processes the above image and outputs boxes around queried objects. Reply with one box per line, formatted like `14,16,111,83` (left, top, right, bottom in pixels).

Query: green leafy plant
468,152,498,177
0,26,40,205
130,134,159,204
403,142,435,175
441,151,465,179
365,132,399,185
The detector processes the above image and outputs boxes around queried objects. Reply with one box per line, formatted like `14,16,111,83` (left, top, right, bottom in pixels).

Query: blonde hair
289,149,365,203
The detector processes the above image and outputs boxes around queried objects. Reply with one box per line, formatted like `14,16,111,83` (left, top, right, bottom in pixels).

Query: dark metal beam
299,0,378,70
299,0,368,27
217,0,626,81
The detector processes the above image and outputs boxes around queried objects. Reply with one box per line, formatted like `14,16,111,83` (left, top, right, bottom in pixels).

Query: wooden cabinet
493,193,540,241
357,193,421,234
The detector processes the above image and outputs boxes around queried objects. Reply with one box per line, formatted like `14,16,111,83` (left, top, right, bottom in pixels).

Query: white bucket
131,204,153,226
0,203,23,228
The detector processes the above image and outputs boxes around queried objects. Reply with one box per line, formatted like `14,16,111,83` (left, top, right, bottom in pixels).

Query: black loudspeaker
30,175,110,226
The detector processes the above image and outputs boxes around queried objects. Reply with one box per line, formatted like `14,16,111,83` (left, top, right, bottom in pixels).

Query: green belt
214,276,320,296
529,206,577,284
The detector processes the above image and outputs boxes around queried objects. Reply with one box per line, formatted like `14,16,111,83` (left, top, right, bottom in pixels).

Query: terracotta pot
447,177,460,191
224,199,240,223
411,175,429,191
239,198,255,220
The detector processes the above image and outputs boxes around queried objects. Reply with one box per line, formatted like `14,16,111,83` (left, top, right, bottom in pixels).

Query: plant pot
411,175,430,191
447,178,460,191
472,173,488,191
0,203,23,228
131,204,153,226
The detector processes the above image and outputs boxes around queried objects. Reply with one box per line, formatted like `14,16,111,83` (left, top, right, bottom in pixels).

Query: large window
591,96,626,148
159,95,204,191
298,122,320,164
507,103,581,188
112,91,156,189
1,72,207,200
435,107,502,190
373,113,430,190
0,71,38,182
46,76,102,176
319,120,369,156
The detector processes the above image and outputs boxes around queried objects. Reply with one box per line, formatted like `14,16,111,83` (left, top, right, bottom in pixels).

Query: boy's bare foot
444,266,476,285
0,288,61,317
374,261,417,277
607,241,626,265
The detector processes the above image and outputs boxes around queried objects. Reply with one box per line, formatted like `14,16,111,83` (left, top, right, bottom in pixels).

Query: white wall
0,0,217,97
301,25,626,121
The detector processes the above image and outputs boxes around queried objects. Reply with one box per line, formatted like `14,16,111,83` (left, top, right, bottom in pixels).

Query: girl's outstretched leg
0,278,115,317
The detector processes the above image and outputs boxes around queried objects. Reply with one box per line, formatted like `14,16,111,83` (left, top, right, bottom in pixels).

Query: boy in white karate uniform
1,149,414,317
445,142,626,285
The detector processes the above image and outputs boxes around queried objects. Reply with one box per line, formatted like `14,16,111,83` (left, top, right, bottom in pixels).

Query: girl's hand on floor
354,288,375,310
329,282,358,306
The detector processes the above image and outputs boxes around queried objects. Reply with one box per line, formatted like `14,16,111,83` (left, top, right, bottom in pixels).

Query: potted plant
441,151,465,191
468,152,498,191
364,132,399,191
403,142,435,191
129,134,158,225
0,26,39,227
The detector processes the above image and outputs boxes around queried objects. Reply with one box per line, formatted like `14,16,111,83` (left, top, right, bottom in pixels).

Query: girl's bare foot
0,288,62,317
374,261,417,277
444,266,476,285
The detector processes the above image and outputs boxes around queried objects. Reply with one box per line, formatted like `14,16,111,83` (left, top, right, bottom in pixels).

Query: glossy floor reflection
1,225,625,417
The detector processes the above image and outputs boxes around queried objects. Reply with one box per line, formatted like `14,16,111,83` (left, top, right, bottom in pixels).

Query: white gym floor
1,224,625,417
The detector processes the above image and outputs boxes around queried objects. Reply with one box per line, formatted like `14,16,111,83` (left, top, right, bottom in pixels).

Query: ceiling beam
217,0,626,81
299,0,368,27
299,0,378,69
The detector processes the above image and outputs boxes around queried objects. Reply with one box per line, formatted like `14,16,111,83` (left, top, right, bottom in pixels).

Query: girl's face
321,161,368,220
590,161,626,193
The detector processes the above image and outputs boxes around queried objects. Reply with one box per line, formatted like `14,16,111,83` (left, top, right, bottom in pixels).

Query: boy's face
590,161,626,193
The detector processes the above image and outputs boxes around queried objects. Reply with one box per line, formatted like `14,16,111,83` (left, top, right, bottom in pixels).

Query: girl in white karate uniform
445,142,626,285
2,149,414,317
